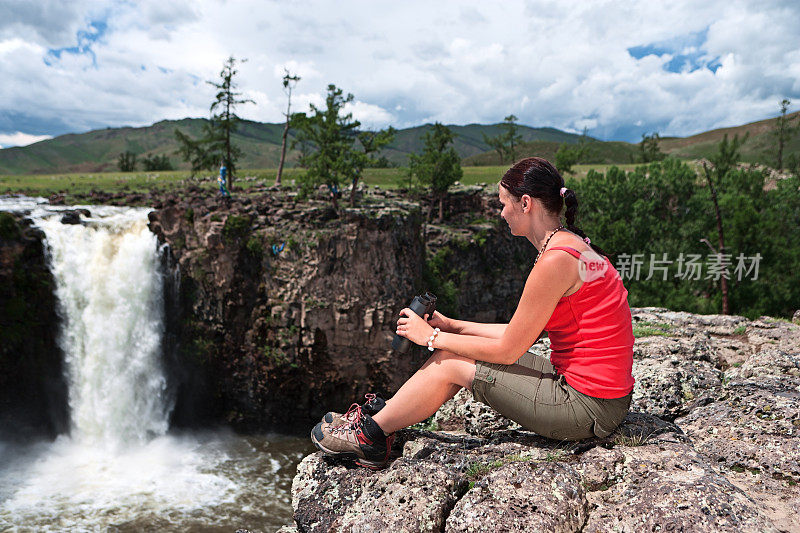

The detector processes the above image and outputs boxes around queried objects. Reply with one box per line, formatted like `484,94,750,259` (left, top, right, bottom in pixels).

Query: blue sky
0,0,799,148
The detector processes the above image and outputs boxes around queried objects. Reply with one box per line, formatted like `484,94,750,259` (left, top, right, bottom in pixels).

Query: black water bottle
392,292,437,353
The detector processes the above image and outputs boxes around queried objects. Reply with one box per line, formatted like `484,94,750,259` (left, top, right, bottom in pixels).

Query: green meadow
0,164,643,197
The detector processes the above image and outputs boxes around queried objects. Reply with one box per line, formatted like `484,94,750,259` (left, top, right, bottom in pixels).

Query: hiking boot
311,406,394,469
323,393,386,426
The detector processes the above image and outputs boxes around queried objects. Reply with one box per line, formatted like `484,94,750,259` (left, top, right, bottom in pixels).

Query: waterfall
35,207,171,446
0,198,306,531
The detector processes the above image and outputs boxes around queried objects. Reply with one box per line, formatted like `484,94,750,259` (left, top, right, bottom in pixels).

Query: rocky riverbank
281,309,800,533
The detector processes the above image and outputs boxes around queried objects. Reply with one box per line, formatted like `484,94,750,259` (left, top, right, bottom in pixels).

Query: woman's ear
521,194,533,213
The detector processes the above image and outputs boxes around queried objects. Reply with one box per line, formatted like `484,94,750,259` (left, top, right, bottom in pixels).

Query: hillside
0,120,583,175
463,139,640,166
659,110,800,164
3,110,798,175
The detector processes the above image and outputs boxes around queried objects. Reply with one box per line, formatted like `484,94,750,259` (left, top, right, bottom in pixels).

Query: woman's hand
396,308,435,346
428,310,456,333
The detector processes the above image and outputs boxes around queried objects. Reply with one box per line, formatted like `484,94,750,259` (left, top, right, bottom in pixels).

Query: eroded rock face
285,311,800,533
0,212,68,439
147,185,532,430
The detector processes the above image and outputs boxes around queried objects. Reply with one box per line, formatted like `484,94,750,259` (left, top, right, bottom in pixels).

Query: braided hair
500,157,607,257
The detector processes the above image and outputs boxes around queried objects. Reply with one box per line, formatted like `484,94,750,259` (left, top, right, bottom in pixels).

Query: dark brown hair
500,157,606,256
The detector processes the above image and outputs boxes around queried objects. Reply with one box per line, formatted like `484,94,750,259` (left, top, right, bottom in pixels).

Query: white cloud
0,132,52,148
344,101,395,129
0,0,798,142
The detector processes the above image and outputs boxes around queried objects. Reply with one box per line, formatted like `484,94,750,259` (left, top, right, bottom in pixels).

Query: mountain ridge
1,110,798,174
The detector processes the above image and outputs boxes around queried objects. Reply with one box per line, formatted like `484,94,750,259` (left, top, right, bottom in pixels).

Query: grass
613,432,652,447
0,163,652,198
632,321,674,337
464,453,537,487
410,416,439,432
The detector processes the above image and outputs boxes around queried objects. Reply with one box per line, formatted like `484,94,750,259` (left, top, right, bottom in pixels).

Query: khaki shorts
472,351,632,441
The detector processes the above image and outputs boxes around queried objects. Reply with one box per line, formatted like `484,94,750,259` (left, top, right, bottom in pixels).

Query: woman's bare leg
371,350,477,434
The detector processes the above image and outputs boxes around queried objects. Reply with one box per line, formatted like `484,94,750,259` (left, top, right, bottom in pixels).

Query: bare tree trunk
276,94,291,186
350,176,359,207
703,163,729,314
276,118,289,186
438,192,444,222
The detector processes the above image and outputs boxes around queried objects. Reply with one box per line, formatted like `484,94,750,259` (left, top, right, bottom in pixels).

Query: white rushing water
0,197,312,531
40,208,170,445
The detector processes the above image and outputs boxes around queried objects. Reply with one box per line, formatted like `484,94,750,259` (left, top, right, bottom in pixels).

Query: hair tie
584,237,591,244
559,187,568,197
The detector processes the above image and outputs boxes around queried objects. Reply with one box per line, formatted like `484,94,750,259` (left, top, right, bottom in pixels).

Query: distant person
218,162,230,197
311,157,635,469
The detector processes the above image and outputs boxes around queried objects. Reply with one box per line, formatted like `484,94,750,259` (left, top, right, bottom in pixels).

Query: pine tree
174,56,253,187
291,84,363,209
408,123,463,222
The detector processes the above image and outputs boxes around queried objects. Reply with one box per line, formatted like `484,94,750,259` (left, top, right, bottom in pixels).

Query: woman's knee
423,350,476,388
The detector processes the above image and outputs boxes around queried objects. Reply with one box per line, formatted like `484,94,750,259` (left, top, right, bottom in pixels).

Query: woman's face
498,184,524,235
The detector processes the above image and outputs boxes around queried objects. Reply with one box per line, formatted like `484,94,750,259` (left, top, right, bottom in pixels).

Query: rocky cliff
0,212,68,439
283,309,800,533
146,184,532,431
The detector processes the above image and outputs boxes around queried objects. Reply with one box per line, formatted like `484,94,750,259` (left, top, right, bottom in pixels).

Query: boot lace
331,403,363,434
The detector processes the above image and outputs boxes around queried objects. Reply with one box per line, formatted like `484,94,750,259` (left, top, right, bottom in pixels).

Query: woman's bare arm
451,320,507,339
432,252,576,364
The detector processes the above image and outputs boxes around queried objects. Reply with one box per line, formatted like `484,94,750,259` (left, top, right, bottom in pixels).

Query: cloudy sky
1,0,799,148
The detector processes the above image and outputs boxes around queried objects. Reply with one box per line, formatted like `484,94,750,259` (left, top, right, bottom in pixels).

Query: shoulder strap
546,246,582,259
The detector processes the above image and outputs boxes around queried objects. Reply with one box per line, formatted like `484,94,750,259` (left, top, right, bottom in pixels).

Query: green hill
659,110,800,164
463,139,640,166
465,111,800,167
0,119,583,175
3,110,798,175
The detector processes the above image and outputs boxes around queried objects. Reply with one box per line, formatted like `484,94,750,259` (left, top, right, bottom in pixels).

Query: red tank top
543,246,635,399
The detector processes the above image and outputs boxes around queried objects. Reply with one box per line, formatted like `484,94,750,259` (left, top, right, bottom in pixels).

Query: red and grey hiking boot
323,393,386,426
311,405,395,469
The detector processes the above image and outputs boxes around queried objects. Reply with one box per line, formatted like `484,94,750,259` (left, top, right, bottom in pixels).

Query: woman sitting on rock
312,156,635,469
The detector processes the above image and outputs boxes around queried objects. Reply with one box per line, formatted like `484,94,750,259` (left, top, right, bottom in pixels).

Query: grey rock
60,210,81,224
292,454,467,532
445,462,587,533
581,440,779,533
631,354,721,419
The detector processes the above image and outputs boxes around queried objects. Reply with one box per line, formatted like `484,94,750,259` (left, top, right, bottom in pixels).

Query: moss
464,453,536,481
474,228,489,247
632,321,674,337
183,207,195,223
304,296,330,309
410,416,439,431
246,235,264,257
423,246,461,316
0,212,21,240
261,344,298,369
222,215,252,244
